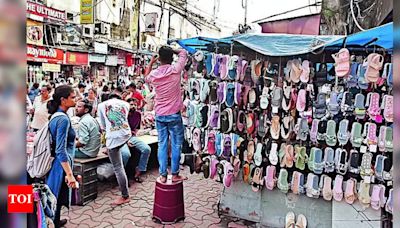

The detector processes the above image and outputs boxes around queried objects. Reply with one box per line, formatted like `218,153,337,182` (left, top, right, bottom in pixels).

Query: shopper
100,85,110,102
128,83,145,109
74,99,101,158
28,82,40,104
30,85,52,131
144,46,187,183
87,88,98,117
46,85,78,227
97,92,131,205
126,98,150,182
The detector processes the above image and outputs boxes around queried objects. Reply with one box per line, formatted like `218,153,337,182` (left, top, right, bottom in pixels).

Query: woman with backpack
46,85,78,227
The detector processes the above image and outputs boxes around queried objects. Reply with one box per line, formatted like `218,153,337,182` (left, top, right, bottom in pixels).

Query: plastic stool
152,175,185,224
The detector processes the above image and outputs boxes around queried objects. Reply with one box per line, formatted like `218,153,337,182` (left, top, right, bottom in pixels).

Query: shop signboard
105,55,118,66
144,12,158,34
66,52,89,65
80,0,94,24
26,19,43,46
42,63,61,72
26,0,66,22
27,45,64,64
89,54,106,63
117,51,126,65
94,42,108,54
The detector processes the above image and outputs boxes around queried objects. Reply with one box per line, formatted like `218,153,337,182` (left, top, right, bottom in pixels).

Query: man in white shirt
30,85,52,131
97,92,132,205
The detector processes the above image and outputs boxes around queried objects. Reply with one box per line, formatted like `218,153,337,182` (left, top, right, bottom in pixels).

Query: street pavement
62,167,255,228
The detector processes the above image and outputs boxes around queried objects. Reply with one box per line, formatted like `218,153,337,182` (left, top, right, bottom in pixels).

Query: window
67,12,74,21
84,27,91,35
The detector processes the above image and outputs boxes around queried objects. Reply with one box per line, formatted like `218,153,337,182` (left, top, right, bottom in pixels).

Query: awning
175,34,342,56
326,22,393,50
232,33,342,56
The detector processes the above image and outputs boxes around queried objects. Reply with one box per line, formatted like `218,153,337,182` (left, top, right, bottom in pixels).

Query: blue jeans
120,137,151,171
155,113,184,176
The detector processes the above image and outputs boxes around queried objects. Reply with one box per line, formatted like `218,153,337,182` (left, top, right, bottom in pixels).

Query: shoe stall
176,22,393,228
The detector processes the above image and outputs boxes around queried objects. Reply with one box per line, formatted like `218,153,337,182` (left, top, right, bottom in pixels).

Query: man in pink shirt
145,46,187,183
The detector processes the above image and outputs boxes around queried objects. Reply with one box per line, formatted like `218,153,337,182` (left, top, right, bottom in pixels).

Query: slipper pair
285,211,307,228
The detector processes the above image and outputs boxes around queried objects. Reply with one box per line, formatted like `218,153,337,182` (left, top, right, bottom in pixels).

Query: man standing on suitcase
144,46,187,183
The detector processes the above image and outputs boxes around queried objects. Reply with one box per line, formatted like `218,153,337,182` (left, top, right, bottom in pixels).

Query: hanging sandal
306,173,320,198
378,126,387,152
325,120,337,146
335,148,348,175
354,93,366,120
383,95,393,123
300,60,310,83
277,168,289,193
313,148,324,175
344,178,357,204
385,189,393,214
242,163,250,183
371,184,386,210
385,126,393,152
358,180,371,208
296,89,307,112
281,81,292,111
297,118,309,141
317,120,327,143
295,145,308,171
360,152,374,178
337,119,350,146
327,91,341,116
220,160,234,188
251,167,263,192
365,53,384,83
322,175,333,201
331,48,350,77
264,165,277,191
324,147,335,173
333,175,344,202
348,149,360,175
285,144,295,168
350,122,363,148
367,92,382,123
270,115,281,140
340,91,354,115
281,115,294,140
290,59,302,83
314,92,327,119
254,142,263,167
269,142,279,166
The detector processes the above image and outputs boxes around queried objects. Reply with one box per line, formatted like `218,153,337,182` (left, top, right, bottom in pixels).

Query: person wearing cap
144,45,188,183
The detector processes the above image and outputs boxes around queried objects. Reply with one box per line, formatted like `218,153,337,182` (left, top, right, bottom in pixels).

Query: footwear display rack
181,48,393,216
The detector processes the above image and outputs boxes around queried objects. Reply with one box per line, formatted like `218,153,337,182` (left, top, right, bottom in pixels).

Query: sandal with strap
277,168,289,193
264,165,277,191
344,178,357,204
333,175,344,202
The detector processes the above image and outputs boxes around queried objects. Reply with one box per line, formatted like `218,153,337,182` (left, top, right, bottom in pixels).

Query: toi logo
8,185,33,213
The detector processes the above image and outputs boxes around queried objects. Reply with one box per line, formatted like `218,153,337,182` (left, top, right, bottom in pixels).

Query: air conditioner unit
82,25,94,38
101,23,110,34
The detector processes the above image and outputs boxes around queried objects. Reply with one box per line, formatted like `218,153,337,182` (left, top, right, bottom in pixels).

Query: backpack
27,112,66,178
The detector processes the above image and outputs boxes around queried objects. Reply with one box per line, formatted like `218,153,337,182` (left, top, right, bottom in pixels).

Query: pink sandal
344,178,357,204
331,48,350,77
264,165,276,190
333,175,344,202
365,53,384,83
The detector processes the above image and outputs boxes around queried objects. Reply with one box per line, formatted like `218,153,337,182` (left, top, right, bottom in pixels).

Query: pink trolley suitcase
152,176,185,224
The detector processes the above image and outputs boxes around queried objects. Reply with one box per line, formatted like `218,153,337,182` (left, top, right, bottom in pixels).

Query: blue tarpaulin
232,33,342,56
326,22,393,50
176,22,393,55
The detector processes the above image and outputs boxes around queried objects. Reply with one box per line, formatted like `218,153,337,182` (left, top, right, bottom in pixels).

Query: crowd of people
26,46,188,227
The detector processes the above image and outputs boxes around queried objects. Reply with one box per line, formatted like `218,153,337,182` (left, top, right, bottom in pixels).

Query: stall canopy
326,22,393,50
175,22,393,56
175,34,342,56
